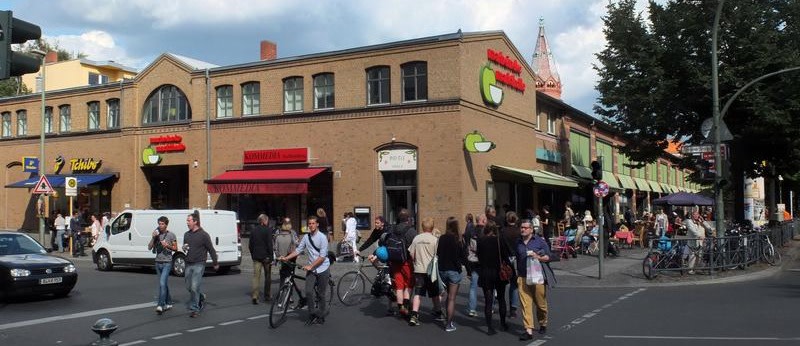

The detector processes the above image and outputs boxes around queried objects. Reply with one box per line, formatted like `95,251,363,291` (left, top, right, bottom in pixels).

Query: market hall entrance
383,170,417,225
143,165,189,209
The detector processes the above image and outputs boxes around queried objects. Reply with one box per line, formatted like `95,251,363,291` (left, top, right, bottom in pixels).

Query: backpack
385,225,409,263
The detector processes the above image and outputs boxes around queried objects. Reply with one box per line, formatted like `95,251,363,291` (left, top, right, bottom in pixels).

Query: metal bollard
90,318,118,346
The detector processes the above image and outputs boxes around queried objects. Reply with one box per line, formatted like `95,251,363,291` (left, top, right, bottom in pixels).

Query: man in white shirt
684,211,709,274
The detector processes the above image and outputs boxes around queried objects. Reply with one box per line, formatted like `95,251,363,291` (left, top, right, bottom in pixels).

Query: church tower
532,18,562,99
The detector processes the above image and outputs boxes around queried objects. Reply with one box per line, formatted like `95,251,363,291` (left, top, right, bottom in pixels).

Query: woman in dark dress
476,220,510,335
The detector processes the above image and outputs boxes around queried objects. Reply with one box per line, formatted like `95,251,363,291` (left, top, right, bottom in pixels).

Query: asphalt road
1,254,798,346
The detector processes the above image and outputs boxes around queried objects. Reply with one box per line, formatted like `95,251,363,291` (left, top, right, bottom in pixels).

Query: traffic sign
593,181,609,198
31,175,53,194
65,176,77,197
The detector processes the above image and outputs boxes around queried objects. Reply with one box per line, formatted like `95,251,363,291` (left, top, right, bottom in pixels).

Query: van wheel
96,250,113,271
216,266,231,275
172,254,186,277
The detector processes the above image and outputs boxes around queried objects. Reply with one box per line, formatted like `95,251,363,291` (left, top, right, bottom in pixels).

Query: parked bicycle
337,254,396,306
642,237,685,279
269,260,335,328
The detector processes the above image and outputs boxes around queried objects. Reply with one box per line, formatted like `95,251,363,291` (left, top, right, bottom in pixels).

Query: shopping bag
427,255,439,283
526,257,544,285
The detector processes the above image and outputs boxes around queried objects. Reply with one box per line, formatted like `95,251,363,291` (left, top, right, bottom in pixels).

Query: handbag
526,257,544,284
427,254,439,283
497,237,513,282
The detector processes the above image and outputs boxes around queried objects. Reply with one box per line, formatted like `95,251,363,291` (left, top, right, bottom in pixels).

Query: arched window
142,85,191,125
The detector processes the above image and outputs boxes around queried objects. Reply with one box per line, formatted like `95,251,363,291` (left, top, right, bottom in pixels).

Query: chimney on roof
45,51,58,63
260,40,277,61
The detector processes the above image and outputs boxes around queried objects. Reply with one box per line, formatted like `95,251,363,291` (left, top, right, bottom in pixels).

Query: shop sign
485,49,526,92
243,148,309,164
536,148,561,163
54,155,65,174
70,158,102,173
141,146,162,166
378,149,417,171
23,156,38,173
464,131,495,153
149,135,186,153
207,183,308,194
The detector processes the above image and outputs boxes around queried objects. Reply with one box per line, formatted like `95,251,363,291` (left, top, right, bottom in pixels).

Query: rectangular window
367,67,390,105
569,131,590,167
618,154,630,176
107,99,120,128
536,112,543,130
16,110,27,136
1,112,11,137
596,141,613,171
59,105,71,133
216,85,233,118
313,74,335,110
402,62,427,102
283,77,303,112
44,107,53,134
659,163,668,183
242,82,260,116
88,102,100,130
547,113,556,134
88,73,99,85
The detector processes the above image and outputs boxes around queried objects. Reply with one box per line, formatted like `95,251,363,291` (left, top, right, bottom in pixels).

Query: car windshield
0,234,47,255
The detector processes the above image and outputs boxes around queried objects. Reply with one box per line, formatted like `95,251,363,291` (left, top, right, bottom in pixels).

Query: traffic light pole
596,196,604,279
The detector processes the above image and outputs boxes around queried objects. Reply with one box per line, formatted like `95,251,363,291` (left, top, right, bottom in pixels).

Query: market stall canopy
5,173,116,188
491,165,578,188
205,167,327,194
652,191,713,206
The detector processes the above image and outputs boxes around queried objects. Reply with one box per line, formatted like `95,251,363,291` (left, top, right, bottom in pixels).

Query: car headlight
10,268,31,277
64,264,76,273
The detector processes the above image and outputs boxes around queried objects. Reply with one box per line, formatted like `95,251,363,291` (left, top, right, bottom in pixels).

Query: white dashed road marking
119,341,146,346
152,332,182,340
219,319,244,326
187,326,215,332
558,288,646,334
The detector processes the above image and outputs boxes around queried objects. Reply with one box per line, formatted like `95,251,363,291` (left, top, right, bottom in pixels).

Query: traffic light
0,10,42,80
590,160,602,181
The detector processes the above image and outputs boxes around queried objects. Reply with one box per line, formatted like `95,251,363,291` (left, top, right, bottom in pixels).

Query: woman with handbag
515,219,554,341
475,220,511,335
436,217,465,332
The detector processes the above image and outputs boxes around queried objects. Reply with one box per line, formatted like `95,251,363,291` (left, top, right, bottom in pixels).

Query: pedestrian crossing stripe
32,175,54,194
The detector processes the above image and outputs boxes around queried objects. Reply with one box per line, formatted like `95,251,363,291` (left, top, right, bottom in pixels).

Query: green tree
595,0,800,186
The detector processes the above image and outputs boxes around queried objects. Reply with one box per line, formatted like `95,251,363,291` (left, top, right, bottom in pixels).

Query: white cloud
44,31,144,68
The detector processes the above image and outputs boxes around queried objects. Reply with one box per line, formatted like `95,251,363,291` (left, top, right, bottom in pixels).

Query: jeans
467,268,479,312
305,269,330,318
185,263,205,312
508,271,519,309
438,270,462,285
155,261,172,307
55,230,65,252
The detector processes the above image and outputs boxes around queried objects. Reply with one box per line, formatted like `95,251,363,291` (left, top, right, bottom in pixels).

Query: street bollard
90,318,118,346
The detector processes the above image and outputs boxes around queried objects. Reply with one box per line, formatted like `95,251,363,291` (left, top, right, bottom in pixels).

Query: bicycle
337,254,396,306
269,260,335,328
642,237,685,279
756,227,781,266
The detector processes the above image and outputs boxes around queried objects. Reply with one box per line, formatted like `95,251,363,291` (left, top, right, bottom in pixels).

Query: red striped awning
205,167,326,194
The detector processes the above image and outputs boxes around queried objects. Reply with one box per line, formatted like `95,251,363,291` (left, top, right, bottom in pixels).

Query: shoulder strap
307,233,320,252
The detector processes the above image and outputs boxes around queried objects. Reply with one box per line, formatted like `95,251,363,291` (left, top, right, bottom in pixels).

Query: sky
4,0,647,116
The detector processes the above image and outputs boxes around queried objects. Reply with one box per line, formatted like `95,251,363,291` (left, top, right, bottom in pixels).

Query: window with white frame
16,110,27,136
536,111,545,130
44,107,53,134
88,101,100,130
283,77,303,112
107,99,120,128
142,85,191,124
216,85,233,118
547,113,556,134
313,73,334,110
401,62,427,102
59,105,71,132
241,82,260,116
366,66,390,105
1,112,10,137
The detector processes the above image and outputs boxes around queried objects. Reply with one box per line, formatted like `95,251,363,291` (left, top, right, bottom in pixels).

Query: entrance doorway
383,170,417,225
143,165,189,209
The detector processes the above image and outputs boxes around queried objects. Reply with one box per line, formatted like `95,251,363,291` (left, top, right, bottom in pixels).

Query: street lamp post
712,0,725,237
32,49,46,244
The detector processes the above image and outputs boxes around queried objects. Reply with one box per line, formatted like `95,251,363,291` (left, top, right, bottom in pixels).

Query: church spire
532,17,562,99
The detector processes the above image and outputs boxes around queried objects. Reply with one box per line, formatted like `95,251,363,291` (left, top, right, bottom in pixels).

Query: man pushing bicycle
278,215,331,325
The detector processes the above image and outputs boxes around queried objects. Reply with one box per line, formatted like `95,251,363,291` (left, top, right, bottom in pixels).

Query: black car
0,231,78,300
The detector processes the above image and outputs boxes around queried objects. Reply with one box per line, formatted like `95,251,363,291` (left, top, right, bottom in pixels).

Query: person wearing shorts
407,217,443,326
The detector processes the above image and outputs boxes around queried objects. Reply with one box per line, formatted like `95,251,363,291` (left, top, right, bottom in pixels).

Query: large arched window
142,85,191,125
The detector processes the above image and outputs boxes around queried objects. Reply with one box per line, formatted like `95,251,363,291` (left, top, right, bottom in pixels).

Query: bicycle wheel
327,278,335,310
762,243,780,266
269,283,294,328
643,253,660,280
337,271,366,306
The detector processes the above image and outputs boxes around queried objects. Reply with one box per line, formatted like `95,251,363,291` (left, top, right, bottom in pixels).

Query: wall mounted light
193,160,199,168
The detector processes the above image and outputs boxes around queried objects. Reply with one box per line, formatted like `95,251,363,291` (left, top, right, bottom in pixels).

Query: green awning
616,174,637,190
660,183,673,193
602,171,623,190
648,180,664,193
633,177,651,192
492,165,579,188
572,165,592,179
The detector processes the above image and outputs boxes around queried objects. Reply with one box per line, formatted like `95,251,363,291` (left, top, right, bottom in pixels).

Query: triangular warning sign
32,175,54,194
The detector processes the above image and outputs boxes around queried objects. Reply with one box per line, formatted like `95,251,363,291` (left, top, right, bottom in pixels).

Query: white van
92,209,241,276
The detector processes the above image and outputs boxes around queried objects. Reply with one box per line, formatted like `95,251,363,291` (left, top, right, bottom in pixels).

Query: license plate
39,277,62,285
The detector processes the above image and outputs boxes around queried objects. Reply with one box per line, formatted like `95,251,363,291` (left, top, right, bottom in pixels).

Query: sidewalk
61,236,799,288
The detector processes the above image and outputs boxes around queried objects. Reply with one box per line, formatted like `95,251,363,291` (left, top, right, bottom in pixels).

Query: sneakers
189,311,199,318
519,332,533,341
164,304,173,311
445,322,457,332
408,313,420,326
399,305,409,317
433,310,445,322
198,293,206,311
252,298,259,305
156,305,164,314
467,310,478,317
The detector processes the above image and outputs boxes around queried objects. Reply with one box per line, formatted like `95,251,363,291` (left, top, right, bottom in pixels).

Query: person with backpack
278,215,331,325
385,208,417,318
274,217,299,287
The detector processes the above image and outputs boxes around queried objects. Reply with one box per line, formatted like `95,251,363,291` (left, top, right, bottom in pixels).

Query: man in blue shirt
515,219,553,341
279,215,330,325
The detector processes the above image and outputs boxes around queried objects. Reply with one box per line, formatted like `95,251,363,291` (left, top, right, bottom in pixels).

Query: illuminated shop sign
149,135,186,153
485,49,526,92
69,158,102,173
243,148,309,164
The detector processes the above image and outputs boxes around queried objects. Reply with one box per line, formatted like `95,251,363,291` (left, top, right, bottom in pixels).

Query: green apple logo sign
142,146,161,165
464,130,496,153
480,65,503,106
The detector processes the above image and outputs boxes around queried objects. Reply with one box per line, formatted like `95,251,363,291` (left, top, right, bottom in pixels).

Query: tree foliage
595,0,800,185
